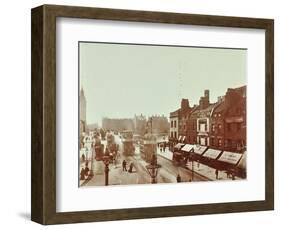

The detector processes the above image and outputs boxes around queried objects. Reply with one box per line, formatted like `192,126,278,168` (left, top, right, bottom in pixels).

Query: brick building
209,86,246,152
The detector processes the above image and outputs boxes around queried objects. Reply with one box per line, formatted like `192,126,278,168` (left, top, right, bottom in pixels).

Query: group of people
122,160,134,173
80,161,90,180
158,142,168,153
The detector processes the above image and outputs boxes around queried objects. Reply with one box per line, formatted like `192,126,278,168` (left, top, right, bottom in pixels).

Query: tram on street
121,130,135,156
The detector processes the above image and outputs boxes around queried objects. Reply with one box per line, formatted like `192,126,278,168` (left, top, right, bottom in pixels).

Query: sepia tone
31,5,273,224
79,42,247,187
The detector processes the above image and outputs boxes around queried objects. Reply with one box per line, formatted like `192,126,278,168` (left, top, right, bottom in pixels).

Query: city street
81,134,208,187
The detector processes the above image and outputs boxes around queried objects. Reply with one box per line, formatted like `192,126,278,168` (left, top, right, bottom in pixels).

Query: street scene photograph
78,42,247,187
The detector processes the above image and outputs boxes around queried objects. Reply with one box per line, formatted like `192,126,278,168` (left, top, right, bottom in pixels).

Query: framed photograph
31,4,274,225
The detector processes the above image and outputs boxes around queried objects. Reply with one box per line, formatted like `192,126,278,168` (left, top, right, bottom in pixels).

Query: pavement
79,133,242,187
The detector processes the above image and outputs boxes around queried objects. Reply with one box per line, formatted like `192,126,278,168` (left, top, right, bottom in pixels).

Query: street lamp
146,154,161,184
189,149,195,181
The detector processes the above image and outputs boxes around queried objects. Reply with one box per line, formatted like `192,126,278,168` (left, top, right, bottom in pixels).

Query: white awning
218,151,243,165
203,148,222,159
174,143,185,149
193,145,208,155
181,144,194,153
237,151,247,169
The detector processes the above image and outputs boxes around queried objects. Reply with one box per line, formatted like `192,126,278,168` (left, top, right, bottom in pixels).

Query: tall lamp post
145,117,161,183
189,149,195,181
146,154,161,184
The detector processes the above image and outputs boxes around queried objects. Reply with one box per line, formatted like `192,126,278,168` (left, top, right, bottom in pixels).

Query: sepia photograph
78,42,247,187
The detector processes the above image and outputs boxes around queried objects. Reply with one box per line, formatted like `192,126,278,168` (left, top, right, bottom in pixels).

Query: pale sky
79,42,247,125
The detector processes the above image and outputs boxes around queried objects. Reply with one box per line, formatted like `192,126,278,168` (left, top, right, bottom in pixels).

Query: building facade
133,114,147,136
80,88,87,134
171,86,247,152
169,109,179,140
102,118,134,132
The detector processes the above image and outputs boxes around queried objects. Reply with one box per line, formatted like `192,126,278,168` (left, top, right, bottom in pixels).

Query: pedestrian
215,169,219,179
176,174,181,183
80,167,85,180
122,160,127,171
226,170,231,178
81,153,85,163
85,165,90,176
128,162,134,173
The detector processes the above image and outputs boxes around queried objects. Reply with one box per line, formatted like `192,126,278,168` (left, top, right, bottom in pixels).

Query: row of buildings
170,86,246,153
102,114,169,135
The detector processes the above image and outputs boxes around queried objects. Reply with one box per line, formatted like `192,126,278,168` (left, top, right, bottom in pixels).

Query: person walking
176,174,181,183
85,165,90,177
122,160,127,171
80,167,85,180
128,162,134,173
215,169,219,179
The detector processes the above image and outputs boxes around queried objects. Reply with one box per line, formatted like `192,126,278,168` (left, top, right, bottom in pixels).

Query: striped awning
181,144,194,153
218,151,243,165
203,148,222,159
174,143,185,149
193,145,208,155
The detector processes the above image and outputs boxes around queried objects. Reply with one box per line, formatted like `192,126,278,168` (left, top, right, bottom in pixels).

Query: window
218,139,222,147
174,132,177,138
212,124,215,132
170,132,173,138
174,120,177,128
171,121,173,128
218,124,222,134
218,113,221,117
211,138,214,146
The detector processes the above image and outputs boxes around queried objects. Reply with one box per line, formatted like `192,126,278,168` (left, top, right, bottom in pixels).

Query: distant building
148,115,169,135
134,114,147,136
87,123,99,131
102,117,134,132
169,109,179,140
178,99,192,143
80,88,87,134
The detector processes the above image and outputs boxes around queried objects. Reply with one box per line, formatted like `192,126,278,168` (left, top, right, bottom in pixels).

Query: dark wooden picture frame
31,4,274,225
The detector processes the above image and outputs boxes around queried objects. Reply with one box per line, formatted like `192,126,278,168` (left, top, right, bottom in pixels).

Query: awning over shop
237,151,247,169
174,143,185,150
181,144,194,153
218,151,243,165
192,145,208,155
203,148,222,159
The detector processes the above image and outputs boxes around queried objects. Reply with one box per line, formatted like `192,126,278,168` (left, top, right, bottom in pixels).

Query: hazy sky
79,42,246,125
